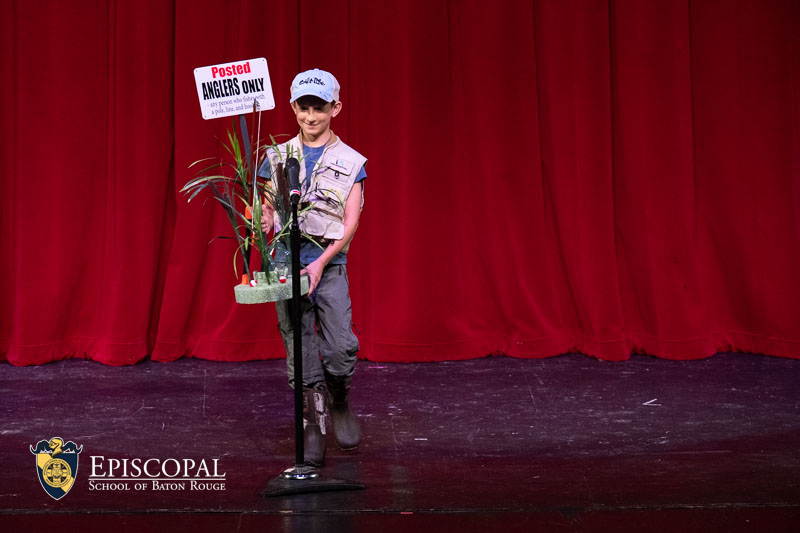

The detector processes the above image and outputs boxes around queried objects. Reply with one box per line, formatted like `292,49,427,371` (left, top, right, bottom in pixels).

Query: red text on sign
211,62,252,79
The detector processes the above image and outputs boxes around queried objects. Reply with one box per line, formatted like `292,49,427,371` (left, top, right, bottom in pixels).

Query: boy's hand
301,259,325,295
260,209,273,233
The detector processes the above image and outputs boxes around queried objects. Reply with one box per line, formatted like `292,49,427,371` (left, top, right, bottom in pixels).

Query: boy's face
291,95,342,142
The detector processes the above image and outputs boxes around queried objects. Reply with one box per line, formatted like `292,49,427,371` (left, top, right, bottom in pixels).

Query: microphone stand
261,172,365,497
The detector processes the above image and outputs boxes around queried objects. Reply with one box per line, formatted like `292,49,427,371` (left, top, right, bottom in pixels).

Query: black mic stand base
260,465,365,497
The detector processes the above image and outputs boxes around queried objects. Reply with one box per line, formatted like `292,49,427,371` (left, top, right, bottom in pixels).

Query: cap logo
299,77,325,87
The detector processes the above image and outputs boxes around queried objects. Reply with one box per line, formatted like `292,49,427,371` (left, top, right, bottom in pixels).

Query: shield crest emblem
30,437,83,500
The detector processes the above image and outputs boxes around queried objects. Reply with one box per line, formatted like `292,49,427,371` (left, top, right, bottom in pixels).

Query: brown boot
325,373,361,450
302,386,328,466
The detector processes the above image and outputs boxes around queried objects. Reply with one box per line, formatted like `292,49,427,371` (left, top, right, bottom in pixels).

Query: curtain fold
2,0,798,366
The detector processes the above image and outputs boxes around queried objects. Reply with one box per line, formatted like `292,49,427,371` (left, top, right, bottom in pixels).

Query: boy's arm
260,181,276,233
301,181,363,294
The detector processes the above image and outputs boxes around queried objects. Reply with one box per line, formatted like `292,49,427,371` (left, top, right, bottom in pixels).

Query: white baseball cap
289,68,340,103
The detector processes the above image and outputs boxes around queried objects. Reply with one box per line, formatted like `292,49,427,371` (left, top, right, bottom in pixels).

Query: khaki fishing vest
267,132,367,252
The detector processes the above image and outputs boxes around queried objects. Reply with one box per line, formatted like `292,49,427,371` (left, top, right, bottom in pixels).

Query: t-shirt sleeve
355,165,367,183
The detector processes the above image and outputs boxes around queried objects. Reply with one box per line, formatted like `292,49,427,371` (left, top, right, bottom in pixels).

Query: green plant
182,121,321,283
181,121,343,283
183,119,276,282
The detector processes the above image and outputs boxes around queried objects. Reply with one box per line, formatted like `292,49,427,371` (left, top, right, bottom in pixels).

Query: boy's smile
292,96,342,147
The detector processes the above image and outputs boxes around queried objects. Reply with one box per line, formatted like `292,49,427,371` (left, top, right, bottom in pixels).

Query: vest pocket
300,155,356,241
326,157,355,176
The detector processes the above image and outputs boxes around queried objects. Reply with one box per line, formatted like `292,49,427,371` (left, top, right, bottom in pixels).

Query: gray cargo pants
276,264,359,388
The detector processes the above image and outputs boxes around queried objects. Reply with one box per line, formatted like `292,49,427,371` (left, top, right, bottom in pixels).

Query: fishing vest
266,132,367,252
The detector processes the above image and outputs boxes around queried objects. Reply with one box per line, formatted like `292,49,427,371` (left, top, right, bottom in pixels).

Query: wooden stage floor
1,353,798,531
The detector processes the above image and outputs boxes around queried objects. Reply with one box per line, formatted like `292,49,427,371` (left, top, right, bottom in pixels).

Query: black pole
290,198,303,467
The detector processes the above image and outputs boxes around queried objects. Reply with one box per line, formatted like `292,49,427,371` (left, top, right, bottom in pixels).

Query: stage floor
1,353,799,531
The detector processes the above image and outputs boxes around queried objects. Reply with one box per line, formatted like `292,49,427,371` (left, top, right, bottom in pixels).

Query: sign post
193,58,275,275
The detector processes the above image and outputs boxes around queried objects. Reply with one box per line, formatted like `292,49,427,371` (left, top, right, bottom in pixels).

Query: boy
259,68,367,466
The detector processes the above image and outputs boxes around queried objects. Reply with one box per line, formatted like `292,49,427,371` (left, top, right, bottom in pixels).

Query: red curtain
2,0,798,366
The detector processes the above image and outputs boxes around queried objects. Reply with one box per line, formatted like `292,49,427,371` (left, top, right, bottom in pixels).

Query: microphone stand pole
289,199,305,469
261,187,365,497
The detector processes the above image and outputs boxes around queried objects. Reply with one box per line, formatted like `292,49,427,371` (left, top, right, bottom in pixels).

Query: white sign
193,57,275,120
